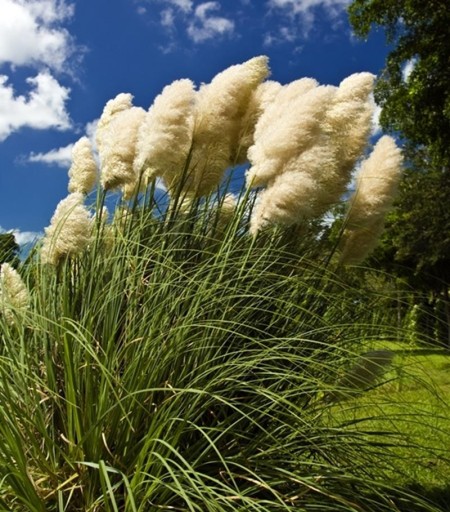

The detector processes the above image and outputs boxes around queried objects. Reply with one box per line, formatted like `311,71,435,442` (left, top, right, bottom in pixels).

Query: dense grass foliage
0,189,446,511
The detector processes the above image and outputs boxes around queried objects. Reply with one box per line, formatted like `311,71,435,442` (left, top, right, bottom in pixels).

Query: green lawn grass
329,341,450,510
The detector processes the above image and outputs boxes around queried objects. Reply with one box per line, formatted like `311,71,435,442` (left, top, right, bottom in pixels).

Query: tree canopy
348,0,450,168
349,0,450,345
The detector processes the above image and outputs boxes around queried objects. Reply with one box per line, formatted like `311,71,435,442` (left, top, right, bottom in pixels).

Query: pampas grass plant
0,56,445,512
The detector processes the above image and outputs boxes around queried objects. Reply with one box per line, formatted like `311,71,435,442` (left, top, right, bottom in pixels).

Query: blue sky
0,0,389,246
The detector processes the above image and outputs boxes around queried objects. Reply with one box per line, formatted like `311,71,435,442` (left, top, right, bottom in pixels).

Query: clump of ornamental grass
0,187,444,512
0,57,444,512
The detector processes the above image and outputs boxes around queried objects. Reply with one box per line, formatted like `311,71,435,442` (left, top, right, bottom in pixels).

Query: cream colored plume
250,170,317,235
233,80,282,165
326,73,375,171
252,77,318,140
96,93,133,154
133,79,196,193
185,56,270,196
340,135,403,265
41,192,93,265
246,84,336,188
300,73,376,218
0,263,29,326
68,136,97,195
99,106,146,191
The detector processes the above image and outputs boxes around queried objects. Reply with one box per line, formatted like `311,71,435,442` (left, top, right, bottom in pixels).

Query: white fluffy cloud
25,119,98,167
0,0,79,141
166,0,193,12
141,0,234,43
28,143,74,167
0,72,71,141
268,0,350,15
187,2,234,42
268,0,351,37
0,0,75,71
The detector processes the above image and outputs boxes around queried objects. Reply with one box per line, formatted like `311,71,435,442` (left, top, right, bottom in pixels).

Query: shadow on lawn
404,483,450,512
391,348,450,357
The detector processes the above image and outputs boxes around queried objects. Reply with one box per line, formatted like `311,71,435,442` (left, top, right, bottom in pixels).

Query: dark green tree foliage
348,0,450,167
0,233,19,266
349,0,450,346
373,158,450,346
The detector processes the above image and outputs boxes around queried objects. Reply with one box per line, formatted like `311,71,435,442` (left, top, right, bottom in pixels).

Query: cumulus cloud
28,143,74,167
25,119,99,168
268,0,350,15
264,25,299,46
187,2,235,42
268,0,351,36
161,8,176,27
166,0,193,12
0,0,75,71
139,0,234,43
0,72,71,141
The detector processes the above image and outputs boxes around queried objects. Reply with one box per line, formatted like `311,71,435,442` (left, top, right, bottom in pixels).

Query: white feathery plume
252,77,318,141
339,218,386,266
326,73,375,171
233,80,282,165
246,85,336,188
99,106,146,192
0,263,29,326
186,56,270,196
133,79,196,193
68,136,98,195
340,135,403,265
249,170,317,235
41,193,93,265
96,93,133,154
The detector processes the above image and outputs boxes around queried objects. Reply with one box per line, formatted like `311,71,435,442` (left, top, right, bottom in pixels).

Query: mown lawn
329,341,450,510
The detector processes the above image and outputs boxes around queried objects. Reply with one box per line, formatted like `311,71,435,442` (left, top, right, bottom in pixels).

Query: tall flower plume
133,79,196,193
246,84,335,188
313,73,376,213
247,73,378,234
252,77,318,144
0,263,29,326
325,73,375,170
340,135,403,265
68,136,97,195
99,105,146,192
233,80,282,165
96,93,133,154
249,142,337,234
41,193,93,265
185,56,270,196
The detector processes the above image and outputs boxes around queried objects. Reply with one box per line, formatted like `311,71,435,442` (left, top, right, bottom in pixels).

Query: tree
348,0,450,168
0,233,19,266
373,162,450,346
348,0,450,345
